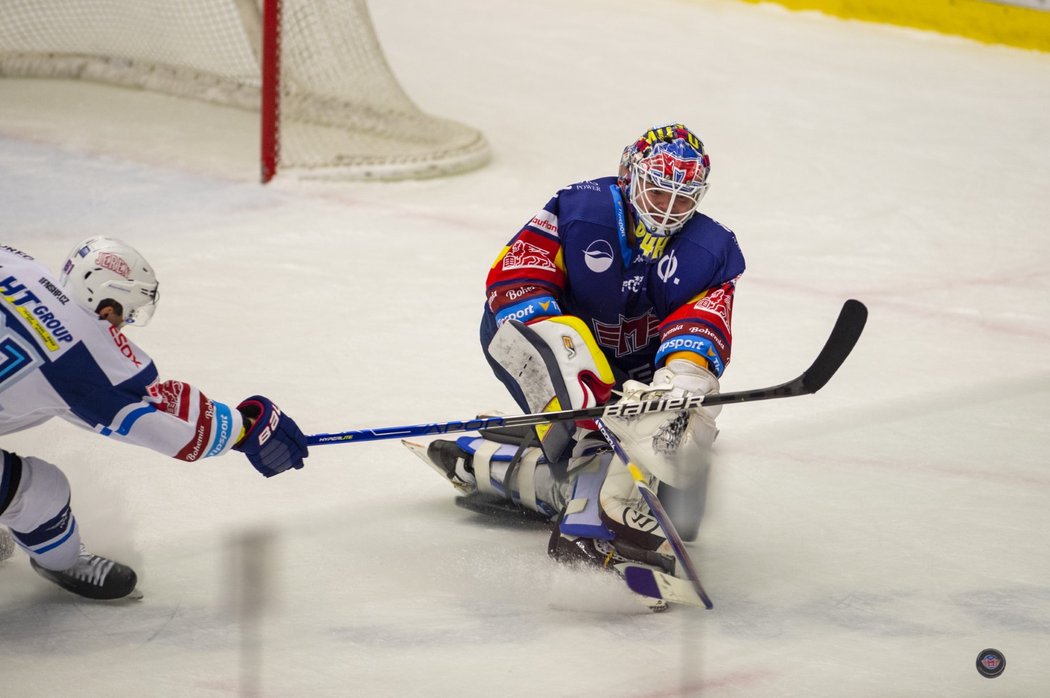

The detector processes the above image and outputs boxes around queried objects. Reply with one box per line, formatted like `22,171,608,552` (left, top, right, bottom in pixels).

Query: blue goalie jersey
484,176,745,385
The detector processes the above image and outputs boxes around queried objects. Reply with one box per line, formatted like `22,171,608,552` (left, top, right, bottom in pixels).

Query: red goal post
0,0,491,183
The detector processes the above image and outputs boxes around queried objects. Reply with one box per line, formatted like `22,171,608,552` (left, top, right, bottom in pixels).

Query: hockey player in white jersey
0,238,309,600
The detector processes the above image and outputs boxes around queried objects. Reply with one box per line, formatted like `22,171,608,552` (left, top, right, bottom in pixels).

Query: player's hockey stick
307,299,867,446
595,418,714,609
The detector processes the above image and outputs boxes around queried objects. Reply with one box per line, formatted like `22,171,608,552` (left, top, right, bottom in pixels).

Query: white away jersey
0,245,242,461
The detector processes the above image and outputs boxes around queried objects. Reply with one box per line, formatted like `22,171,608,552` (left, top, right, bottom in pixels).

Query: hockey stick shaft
306,299,867,446
594,418,714,609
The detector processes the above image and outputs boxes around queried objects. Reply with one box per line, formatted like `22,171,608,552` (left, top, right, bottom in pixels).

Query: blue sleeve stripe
204,401,235,458
494,297,561,326
655,335,726,377
100,403,158,437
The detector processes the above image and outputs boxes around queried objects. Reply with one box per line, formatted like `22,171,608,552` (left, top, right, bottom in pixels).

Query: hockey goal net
0,0,491,182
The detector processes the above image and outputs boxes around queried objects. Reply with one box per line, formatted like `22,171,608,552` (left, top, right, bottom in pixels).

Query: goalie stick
306,299,868,446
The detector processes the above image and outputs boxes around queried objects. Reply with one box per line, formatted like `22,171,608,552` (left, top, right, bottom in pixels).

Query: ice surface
1,0,1049,695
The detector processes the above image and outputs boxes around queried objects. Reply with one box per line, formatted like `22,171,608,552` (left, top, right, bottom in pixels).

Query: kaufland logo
529,210,559,235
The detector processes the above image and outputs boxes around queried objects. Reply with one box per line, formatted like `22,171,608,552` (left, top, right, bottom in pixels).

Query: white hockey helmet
617,123,711,237
59,236,159,326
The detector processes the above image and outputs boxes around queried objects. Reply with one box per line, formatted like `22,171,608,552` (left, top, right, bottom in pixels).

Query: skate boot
30,544,138,600
402,439,477,493
427,440,477,490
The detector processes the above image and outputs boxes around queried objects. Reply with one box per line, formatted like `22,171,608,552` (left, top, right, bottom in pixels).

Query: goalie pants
0,450,82,571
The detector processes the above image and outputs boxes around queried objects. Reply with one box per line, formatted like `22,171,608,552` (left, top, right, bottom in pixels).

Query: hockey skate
404,439,553,524
30,544,139,600
403,439,478,493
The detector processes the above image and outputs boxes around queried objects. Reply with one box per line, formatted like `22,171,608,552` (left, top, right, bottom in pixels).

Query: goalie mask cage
0,0,491,182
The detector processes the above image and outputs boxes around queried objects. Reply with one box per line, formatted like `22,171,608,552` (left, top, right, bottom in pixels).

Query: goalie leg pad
487,316,615,473
469,438,503,497
559,452,615,540
598,464,667,552
456,437,565,517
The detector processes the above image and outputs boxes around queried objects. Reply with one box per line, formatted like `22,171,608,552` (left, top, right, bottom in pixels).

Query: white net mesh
0,0,490,180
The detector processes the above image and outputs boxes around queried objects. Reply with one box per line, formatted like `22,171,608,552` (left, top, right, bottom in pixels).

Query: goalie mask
618,123,710,237
59,236,159,327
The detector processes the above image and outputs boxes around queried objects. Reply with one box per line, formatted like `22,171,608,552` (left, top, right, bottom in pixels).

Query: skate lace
70,554,114,587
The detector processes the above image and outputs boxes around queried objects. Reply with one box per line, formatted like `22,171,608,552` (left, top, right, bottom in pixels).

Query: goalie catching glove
602,357,720,489
234,396,309,477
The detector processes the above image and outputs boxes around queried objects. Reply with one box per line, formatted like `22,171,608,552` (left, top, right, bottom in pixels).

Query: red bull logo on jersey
501,239,557,272
695,285,732,322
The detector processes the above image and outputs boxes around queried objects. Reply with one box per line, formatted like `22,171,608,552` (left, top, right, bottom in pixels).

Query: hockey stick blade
618,564,709,608
306,300,867,446
801,298,868,394
702,298,867,407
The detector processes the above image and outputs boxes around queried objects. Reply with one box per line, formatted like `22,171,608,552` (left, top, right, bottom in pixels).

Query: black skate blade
73,588,144,603
455,492,552,527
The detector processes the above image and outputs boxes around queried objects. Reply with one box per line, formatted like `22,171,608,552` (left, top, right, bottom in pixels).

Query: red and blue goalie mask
620,125,711,237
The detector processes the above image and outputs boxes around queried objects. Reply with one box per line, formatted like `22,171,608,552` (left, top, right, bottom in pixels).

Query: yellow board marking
731,0,1050,52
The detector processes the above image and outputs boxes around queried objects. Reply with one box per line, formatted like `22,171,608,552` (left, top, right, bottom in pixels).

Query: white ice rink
2,0,1049,695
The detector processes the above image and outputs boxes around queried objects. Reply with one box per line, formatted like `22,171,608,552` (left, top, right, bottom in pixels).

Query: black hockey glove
234,395,308,477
